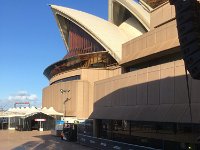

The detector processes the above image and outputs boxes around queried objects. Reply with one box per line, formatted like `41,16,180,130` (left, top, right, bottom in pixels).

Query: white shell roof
50,5,134,62
108,0,150,30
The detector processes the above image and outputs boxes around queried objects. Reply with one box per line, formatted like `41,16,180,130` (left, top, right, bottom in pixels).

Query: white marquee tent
0,107,63,130
1,106,63,118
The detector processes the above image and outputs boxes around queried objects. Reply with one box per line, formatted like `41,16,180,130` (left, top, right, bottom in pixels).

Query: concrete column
93,119,100,137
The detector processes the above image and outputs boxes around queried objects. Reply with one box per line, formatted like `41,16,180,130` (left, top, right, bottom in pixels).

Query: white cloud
8,91,38,101
29,94,38,100
0,91,40,110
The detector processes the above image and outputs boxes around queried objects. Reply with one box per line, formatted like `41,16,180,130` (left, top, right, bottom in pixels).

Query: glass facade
44,13,119,80
78,119,93,136
98,119,200,150
124,52,182,73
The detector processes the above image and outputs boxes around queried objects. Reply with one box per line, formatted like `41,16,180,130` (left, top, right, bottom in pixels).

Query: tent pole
23,118,24,129
8,117,10,129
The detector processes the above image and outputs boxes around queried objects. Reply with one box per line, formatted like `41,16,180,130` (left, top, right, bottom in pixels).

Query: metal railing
77,134,161,150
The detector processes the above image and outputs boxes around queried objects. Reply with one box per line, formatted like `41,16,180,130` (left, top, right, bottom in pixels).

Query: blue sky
0,0,108,109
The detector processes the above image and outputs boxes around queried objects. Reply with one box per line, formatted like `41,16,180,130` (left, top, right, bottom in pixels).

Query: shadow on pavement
12,133,95,150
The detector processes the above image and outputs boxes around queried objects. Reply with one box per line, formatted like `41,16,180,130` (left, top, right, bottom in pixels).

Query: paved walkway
0,130,95,150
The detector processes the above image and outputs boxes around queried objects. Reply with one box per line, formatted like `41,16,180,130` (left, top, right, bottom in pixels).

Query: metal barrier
77,134,161,150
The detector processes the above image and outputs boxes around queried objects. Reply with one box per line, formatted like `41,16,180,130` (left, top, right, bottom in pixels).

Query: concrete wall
42,80,89,119
150,2,175,29
121,20,179,66
92,58,200,123
49,68,121,85
50,69,82,84
101,2,200,123
42,68,121,119
81,68,121,115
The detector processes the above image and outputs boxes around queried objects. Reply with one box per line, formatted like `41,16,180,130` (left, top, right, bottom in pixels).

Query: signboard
56,120,65,125
34,119,46,122
14,102,30,108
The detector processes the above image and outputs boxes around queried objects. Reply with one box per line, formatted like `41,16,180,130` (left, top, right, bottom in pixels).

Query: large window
51,75,80,85
124,52,182,73
99,120,200,150
77,119,93,136
100,120,131,143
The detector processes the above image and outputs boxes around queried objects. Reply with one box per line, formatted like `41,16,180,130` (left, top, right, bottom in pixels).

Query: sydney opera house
43,0,200,149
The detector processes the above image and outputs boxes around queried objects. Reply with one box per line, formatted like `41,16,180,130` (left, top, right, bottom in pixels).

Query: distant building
43,0,200,149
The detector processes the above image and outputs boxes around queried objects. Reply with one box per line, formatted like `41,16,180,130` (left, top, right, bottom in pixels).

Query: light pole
60,89,70,117
63,97,71,117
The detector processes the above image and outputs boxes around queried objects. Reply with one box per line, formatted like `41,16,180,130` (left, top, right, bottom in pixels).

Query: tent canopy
1,107,63,118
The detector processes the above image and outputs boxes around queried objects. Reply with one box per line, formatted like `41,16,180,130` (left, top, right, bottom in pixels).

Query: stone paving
0,130,95,150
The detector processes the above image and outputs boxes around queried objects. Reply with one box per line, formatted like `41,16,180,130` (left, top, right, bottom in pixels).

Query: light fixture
60,89,70,94
60,89,70,117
